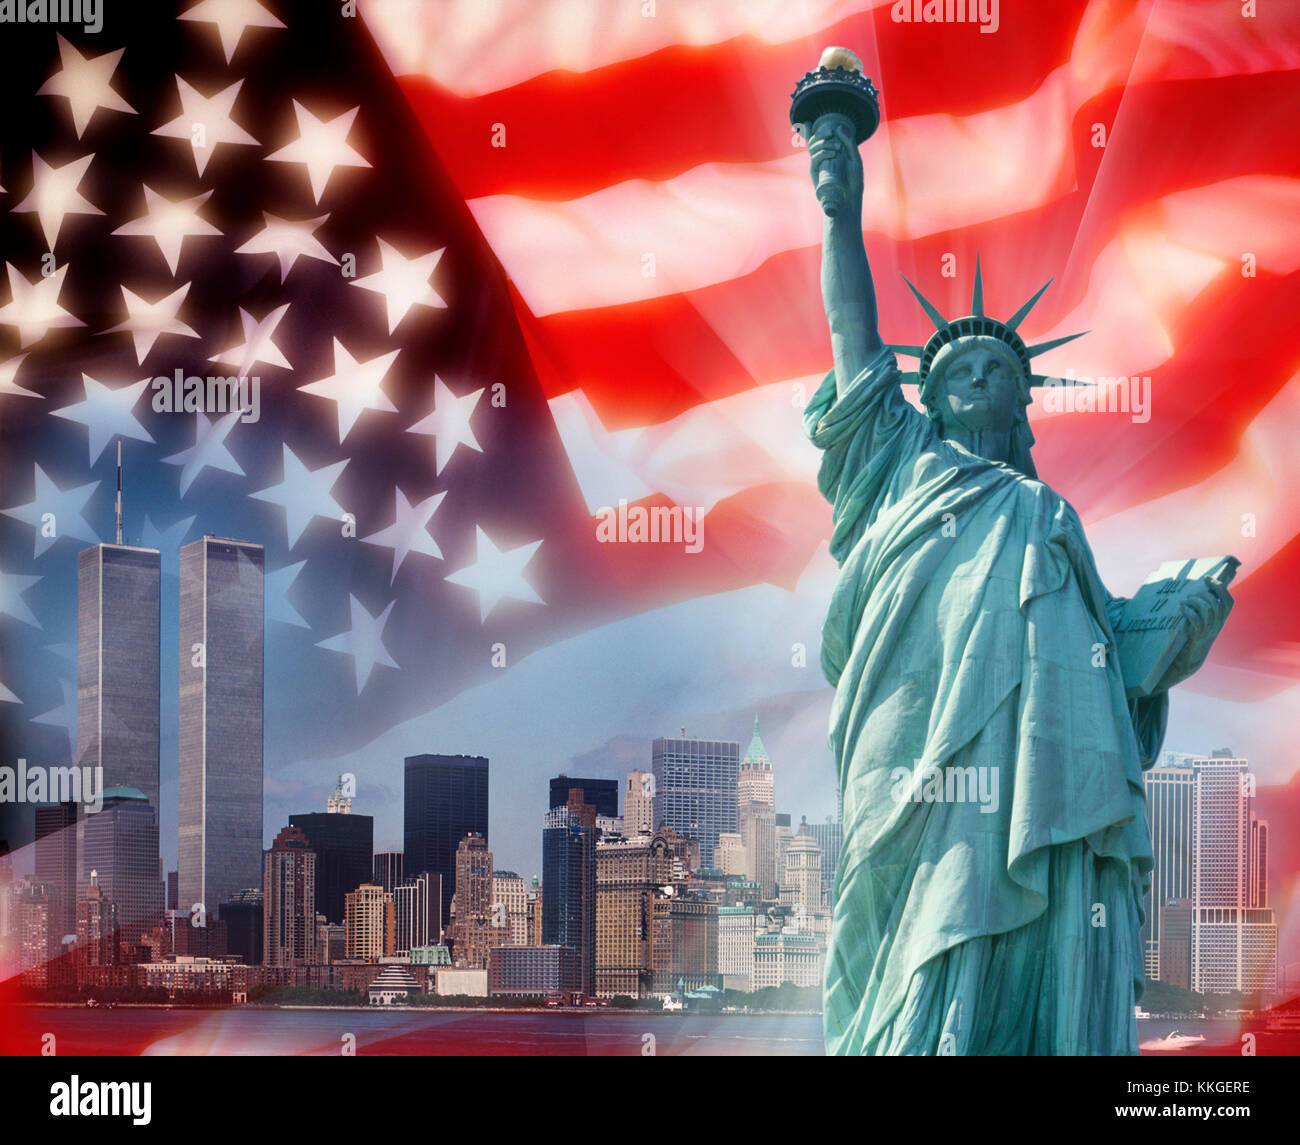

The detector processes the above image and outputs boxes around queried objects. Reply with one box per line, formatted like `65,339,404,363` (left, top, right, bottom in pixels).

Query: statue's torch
790,47,881,217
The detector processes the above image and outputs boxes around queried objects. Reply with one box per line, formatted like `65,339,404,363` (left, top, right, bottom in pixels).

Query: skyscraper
289,804,374,925
178,536,264,917
34,801,77,950
651,734,740,867
345,884,393,960
738,719,776,894
450,834,494,968
393,871,440,955
403,754,489,929
806,814,843,903
595,827,674,997
542,790,598,996
80,786,164,949
77,542,161,817
263,825,316,968
548,776,618,819
491,870,529,946
624,771,654,834
1142,764,1195,980
373,850,404,893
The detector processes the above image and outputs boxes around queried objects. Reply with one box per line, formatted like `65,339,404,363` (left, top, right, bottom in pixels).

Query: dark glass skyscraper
34,801,78,948
403,754,488,929
178,537,264,916
548,776,618,819
77,544,161,816
541,791,597,996
651,736,740,867
289,810,374,924
81,786,164,948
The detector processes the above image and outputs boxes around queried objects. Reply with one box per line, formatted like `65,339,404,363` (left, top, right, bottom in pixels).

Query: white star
113,186,222,275
250,444,350,548
266,559,310,628
0,682,19,704
0,263,85,348
1,464,100,557
266,101,370,203
210,303,292,375
32,678,76,737
152,77,259,177
406,375,484,475
179,0,285,63
13,153,103,250
361,487,447,581
316,595,399,693
445,527,544,622
0,354,41,400
298,339,399,442
36,35,135,139
350,238,447,333
235,211,336,282
163,410,245,496
50,375,155,464
0,566,42,627
140,512,197,555
101,282,201,364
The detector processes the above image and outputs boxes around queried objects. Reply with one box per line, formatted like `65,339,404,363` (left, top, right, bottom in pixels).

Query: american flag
1,0,1299,1040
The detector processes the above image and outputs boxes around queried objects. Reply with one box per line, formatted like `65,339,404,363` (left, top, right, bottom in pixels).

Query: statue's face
939,347,1023,435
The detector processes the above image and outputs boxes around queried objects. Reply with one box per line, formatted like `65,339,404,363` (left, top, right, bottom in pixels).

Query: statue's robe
805,347,1168,1056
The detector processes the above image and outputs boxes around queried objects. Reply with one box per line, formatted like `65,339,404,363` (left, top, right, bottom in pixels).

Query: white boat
1134,1006,1151,1020
1144,1029,1206,1050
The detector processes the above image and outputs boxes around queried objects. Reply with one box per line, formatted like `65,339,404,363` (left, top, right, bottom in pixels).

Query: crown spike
1025,330,1089,358
888,344,926,358
1006,278,1054,332
899,274,949,331
971,254,984,318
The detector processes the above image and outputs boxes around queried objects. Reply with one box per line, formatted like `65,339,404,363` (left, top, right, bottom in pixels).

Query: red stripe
395,1,1092,202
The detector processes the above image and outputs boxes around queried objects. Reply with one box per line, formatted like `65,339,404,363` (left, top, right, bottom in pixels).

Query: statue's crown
891,257,1087,390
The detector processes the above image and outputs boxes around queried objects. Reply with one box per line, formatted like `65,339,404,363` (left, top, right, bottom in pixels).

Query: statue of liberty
793,49,1234,1055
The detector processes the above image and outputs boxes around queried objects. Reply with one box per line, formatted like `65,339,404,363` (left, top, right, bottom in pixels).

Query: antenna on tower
115,439,123,545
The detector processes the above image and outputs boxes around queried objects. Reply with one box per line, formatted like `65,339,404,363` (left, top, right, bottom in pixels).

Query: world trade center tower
178,536,265,916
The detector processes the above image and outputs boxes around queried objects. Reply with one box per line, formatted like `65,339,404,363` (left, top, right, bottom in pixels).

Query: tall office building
1142,764,1196,980
491,870,529,946
77,543,161,817
178,536,264,916
80,786,164,948
220,888,263,966
34,802,78,949
774,813,794,890
651,734,740,867
75,872,118,970
595,827,674,998
373,850,404,893
737,721,776,895
549,776,618,819
393,871,440,955
624,771,654,834
806,814,843,902
263,825,316,967
290,806,374,925
403,754,489,929
450,834,494,968
542,790,598,996
785,823,825,919
345,884,393,960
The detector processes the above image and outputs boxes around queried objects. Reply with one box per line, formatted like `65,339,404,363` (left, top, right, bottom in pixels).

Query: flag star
266,559,310,628
1,464,100,557
0,263,84,348
250,444,349,548
13,153,104,250
361,487,447,581
235,211,336,282
140,512,197,555
0,354,41,400
316,595,399,693
152,77,258,177
0,681,19,704
445,527,544,622
32,678,75,736
36,35,135,138
179,0,285,63
210,303,292,375
50,374,155,464
113,186,222,275
406,375,484,475
298,339,399,442
0,566,42,627
350,239,447,334
266,101,370,203
101,282,201,365
163,410,245,496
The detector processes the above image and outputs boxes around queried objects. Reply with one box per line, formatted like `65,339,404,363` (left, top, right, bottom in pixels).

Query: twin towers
78,531,264,923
